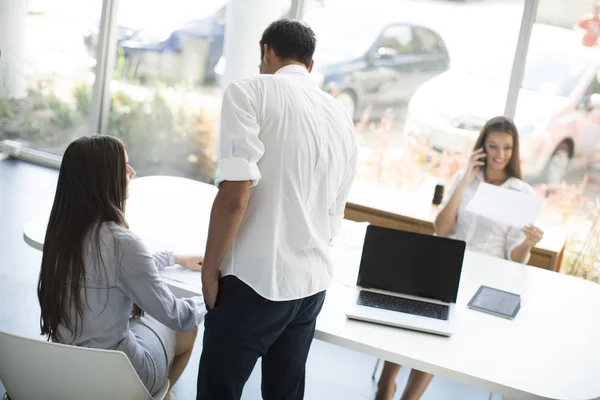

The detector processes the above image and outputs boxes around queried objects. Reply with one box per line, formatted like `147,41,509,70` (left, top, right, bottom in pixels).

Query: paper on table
465,183,544,228
161,265,202,285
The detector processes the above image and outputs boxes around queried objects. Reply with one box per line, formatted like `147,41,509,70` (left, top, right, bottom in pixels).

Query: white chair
0,330,169,400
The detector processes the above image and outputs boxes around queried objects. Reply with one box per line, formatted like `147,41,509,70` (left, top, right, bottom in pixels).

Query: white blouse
440,169,534,264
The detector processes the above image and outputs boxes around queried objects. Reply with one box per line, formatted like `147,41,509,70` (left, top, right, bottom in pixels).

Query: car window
463,51,589,97
523,55,590,97
376,25,415,55
214,6,226,25
413,27,446,55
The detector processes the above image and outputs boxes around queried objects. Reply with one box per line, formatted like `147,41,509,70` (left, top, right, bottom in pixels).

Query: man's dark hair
259,19,317,68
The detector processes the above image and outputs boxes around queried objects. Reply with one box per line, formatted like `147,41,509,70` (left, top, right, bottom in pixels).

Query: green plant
73,83,93,116
49,95,80,129
28,79,52,110
114,47,126,80
0,99,11,118
20,108,41,134
113,47,141,84
108,88,216,182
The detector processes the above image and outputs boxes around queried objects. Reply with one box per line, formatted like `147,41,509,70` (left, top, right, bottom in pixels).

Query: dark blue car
215,17,450,121
83,4,227,84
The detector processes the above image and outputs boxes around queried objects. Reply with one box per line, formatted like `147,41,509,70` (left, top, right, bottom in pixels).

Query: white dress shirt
441,169,533,264
215,65,358,301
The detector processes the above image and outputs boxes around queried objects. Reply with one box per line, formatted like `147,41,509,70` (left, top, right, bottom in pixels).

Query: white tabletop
22,175,218,254
23,176,600,400
321,243,600,400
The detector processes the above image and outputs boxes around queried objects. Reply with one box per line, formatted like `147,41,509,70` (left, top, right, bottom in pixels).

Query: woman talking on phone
375,116,544,400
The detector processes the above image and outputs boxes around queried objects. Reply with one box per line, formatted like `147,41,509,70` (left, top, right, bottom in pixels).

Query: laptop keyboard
357,290,449,321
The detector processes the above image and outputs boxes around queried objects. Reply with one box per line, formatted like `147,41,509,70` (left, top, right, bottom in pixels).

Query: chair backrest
0,330,155,400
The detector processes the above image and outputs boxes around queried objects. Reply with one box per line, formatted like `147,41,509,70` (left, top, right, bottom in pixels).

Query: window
376,25,415,55
0,0,102,155
588,70,600,95
514,0,600,279
413,27,447,55
518,0,600,191
106,0,292,183
0,0,292,181
303,0,525,231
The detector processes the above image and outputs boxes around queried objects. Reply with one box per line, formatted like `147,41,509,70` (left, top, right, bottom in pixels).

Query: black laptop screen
356,225,466,303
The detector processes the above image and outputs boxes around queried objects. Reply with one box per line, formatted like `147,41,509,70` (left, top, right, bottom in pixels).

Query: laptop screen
356,225,466,303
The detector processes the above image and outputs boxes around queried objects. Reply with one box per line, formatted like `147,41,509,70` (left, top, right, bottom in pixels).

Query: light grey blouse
56,222,205,369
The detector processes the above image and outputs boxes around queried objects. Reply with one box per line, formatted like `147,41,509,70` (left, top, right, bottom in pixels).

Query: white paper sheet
465,183,544,228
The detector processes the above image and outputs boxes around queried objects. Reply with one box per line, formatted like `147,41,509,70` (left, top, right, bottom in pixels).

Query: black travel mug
432,183,444,205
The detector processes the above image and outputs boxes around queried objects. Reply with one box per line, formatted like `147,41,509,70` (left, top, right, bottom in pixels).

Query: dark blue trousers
196,275,326,400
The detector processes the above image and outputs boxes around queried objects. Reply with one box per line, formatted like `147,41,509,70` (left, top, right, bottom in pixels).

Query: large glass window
101,0,228,182
523,0,600,280
303,0,525,194
105,0,293,182
0,0,101,155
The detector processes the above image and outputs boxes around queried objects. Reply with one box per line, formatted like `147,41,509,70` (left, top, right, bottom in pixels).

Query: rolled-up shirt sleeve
215,81,265,188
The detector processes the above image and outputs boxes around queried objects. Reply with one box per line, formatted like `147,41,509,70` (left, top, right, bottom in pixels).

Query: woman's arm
434,182,466,237
152,252,203,271
117,234,205,332
508,225,544,264
435,150,485,236
510,241,533,264
152,251,174,270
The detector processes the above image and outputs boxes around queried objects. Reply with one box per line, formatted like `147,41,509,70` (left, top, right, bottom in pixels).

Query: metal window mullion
290,0,305,20
504,0,539,120
90,0,119,135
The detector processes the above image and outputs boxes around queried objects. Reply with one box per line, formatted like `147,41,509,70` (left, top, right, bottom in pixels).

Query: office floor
0,158,498,400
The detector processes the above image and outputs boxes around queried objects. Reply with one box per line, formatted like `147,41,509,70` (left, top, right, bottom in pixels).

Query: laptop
345,225,466,336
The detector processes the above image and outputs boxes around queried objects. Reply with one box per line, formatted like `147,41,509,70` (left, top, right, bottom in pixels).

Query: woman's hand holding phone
460,148,486,188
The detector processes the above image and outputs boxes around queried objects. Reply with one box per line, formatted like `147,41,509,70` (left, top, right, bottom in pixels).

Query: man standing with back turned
197,19,358,400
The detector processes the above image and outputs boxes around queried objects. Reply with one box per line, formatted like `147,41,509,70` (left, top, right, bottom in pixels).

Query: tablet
467,285,521,319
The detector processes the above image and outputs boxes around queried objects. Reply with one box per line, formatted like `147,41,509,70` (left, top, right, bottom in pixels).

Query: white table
23,175,218,253
23,176,600,400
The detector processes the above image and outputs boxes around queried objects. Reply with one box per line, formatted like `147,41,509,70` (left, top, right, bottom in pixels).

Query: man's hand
200,180,251,310
174,255,203,271
202,270,220,310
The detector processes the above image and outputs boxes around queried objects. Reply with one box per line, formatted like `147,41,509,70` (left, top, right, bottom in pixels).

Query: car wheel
336,91,358,122
542,142,572,184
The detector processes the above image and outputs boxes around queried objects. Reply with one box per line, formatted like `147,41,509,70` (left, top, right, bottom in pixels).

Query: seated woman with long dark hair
376,116,545,400
38,136,205,399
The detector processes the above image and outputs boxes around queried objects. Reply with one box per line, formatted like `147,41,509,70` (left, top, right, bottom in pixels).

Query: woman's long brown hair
472,116,522,180
38,136,134,342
